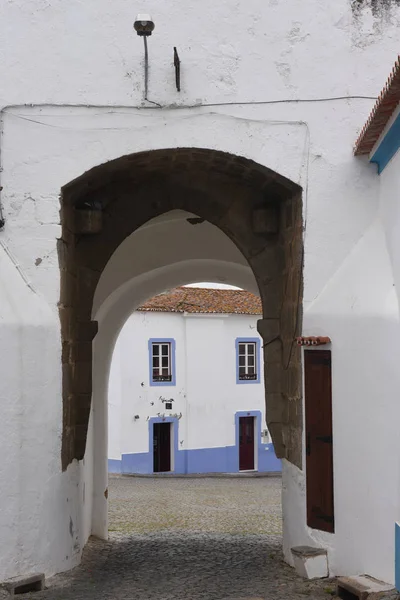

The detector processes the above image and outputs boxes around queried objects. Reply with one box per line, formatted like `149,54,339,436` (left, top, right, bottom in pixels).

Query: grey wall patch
351,0,400,16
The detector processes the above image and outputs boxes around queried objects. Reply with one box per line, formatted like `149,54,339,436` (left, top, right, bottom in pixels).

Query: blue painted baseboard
109,443,281,475
395,523,400,591
110,412,281,475
108,458,122,474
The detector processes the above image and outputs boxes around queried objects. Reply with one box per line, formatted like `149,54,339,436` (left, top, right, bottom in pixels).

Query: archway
92,247,261,536
59,148,303,538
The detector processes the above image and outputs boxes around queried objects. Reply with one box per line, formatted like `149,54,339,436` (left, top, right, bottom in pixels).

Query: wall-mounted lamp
133,14,155,36
133,14,156,103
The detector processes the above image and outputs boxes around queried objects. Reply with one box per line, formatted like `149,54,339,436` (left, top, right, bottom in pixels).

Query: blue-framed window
148,338,176,386
235,337,261,384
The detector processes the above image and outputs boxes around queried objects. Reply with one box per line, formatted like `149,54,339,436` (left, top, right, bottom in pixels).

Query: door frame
235,411,261,472
148,417,178,473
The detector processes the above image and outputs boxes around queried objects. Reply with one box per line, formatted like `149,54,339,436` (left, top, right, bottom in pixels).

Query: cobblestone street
25,476,336,599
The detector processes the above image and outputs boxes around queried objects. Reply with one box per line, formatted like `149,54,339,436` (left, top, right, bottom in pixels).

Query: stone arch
59,148,303,472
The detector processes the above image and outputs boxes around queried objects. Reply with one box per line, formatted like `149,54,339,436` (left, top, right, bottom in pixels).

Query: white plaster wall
284,219,400,583
119,312,186,455
185,314,264,450
0,245,85,580
108,341,123,460
379,149,400,294
109,311,265,457
93,213,252,316
0,0,398,108
0,0,399,583
379,145,400,562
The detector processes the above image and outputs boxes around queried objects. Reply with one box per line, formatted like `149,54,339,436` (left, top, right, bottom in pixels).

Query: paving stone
21,476,335,599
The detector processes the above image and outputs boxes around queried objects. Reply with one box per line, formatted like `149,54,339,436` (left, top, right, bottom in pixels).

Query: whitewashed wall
377,125,400,580
0,0,399,584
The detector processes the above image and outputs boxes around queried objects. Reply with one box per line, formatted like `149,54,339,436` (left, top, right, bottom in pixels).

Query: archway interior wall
92,210,256,316
59,148,303,478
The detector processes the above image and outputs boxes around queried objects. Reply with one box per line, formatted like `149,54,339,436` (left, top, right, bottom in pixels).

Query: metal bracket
174,47,181,92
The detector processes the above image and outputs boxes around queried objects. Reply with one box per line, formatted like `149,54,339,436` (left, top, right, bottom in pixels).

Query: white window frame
238,341,257,381
152,342,172,382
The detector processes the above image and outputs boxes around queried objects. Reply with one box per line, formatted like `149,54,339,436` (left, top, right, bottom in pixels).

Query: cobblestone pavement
23,476,337,599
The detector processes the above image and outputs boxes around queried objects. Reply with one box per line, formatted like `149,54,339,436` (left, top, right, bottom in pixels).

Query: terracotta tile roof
354,55,400,155
137,287,262,315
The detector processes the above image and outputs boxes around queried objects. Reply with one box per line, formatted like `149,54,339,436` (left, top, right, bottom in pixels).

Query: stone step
0,573,45,596
291,546,329,579
337,575,395,600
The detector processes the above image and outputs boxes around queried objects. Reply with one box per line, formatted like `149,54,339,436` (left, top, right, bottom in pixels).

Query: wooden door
304,350,334,533
153,423,171,473
239,416,255,471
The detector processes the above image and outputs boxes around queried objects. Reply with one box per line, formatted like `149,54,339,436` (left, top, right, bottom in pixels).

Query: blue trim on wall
148,338,176,387
395,522,400,591
119,443,281,475
115,410,282,475
370,111,400,174
108,458,122,474
235,337,261,384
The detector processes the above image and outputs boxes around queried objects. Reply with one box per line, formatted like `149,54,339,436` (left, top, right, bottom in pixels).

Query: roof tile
137,287,262,315
354,55,400,155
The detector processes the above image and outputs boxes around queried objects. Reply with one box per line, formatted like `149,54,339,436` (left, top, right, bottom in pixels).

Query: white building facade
0,0,399,588
353,64,400,590
108,288,281,475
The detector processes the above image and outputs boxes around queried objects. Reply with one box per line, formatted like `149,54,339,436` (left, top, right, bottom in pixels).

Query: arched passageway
92,246,261,536
59,148,303,537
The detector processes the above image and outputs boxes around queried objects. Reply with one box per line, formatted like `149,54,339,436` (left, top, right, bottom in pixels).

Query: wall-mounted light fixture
133,14,156,103
133,13,155,36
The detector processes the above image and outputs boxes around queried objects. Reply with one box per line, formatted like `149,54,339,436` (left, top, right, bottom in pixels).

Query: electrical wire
0,92,373,231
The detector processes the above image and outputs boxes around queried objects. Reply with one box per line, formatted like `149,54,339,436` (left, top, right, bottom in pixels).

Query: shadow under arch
59,147,303,478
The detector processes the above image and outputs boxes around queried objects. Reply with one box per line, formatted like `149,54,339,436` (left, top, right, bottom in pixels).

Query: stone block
75,320,98,342
291,546,328,579
263,338,283,363
71,361,92,395
252,205,279,234
337,575,395,600
265,393,285,423
1,572,45,596
69,341,93,363
72,208,103,234
265,367,282,394
257,318,280,344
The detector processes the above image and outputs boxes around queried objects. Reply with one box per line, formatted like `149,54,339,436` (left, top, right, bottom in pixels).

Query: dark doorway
153,423,171,473
239,416,255,471
304,349,334,533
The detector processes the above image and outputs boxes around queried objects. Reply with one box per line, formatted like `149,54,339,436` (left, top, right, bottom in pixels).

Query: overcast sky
184,282,242,290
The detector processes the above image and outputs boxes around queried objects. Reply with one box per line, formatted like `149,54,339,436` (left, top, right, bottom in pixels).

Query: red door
239,417,255,471
304,350,334,533
153,423,171,473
